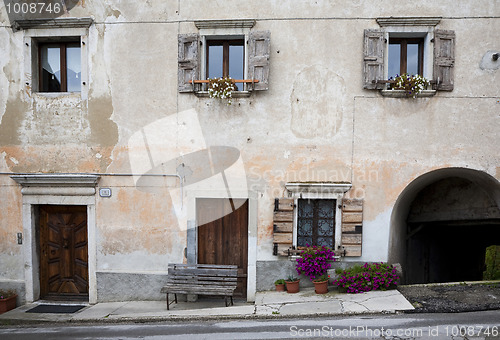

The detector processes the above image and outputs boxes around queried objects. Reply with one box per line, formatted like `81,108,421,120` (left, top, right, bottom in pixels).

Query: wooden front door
39,205,88,301
197,199,248,298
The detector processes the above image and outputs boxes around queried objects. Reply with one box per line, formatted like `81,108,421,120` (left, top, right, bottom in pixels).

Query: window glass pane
317,200,335,219
407,43,419,76
388,43,401,79
298,236,313,247
66,44,81,92
207,44,223,79
229,44,244,89
297,199,335,248
40,45,61,92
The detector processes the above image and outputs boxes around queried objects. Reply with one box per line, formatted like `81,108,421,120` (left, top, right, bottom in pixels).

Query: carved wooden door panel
39,205,88,301
197,199,248,298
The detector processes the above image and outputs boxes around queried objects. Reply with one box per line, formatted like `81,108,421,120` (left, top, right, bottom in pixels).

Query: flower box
381,89,436,98
0,294,17,314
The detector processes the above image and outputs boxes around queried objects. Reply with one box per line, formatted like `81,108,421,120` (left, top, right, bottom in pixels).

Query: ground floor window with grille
297,199,336,248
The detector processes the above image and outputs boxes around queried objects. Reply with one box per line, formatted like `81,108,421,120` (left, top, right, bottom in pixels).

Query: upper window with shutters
178,20,270,94
363,17,455,96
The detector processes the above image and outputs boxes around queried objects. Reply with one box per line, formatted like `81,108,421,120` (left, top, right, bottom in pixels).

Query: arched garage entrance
389,168,500,284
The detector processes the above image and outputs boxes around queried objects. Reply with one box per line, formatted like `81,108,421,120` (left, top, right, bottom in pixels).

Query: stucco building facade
0,1,499,305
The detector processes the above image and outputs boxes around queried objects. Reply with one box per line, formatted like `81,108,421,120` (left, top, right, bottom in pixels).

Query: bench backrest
167,263,238,288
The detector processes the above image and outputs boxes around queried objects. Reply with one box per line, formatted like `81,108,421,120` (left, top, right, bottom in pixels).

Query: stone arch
388,167,500,283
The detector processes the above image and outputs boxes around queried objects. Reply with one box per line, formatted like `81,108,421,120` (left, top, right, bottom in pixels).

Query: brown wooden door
197,199,248,298
39,205,88,301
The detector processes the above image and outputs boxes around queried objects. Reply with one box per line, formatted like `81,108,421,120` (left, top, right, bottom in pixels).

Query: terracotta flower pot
285,280,300,293
0,295,17,314
275,283,285,292
313,280,329,294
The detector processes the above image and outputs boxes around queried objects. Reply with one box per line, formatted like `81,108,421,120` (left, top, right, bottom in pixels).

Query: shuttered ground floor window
297,199,336,248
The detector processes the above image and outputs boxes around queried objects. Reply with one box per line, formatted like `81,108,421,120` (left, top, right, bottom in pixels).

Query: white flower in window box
389,73,430,98
208,77,235,105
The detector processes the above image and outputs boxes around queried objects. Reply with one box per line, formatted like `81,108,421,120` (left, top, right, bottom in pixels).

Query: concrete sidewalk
0,288,414,324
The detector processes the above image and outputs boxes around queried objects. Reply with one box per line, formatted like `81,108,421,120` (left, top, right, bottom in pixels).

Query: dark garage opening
404,176,500,284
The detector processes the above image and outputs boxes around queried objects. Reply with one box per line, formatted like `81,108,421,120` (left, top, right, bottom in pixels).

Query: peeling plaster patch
0,94,27,146
290,65,345,139
0,30,11,122
283,150,290,159
0,152,9,171
480,51,500,70
88,96,118,147
0,145,111,173
20,94,89,145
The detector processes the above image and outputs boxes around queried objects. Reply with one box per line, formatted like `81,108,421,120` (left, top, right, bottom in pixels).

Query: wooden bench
160,263,238,310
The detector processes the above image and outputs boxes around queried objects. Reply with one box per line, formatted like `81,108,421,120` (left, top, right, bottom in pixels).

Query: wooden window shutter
248,31,270,91
178,34,200,93
433,30,455,91
341,199,363,257
273,198,293,256
363,29,385,90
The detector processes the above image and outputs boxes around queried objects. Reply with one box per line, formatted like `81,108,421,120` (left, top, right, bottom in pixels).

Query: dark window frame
38,40,81,93
205,39,245,79
297,199,336,249
389,37,424,76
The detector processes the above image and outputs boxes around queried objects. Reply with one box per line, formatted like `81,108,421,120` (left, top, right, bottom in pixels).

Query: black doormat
26,304,86,314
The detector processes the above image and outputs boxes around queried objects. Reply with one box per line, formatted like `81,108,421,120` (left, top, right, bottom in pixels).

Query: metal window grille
297,199,335,248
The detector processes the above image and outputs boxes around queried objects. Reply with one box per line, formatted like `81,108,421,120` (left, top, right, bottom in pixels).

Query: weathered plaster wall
0,1,499,300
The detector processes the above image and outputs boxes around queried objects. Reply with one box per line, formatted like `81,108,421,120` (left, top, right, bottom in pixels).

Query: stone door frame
11,174,99,304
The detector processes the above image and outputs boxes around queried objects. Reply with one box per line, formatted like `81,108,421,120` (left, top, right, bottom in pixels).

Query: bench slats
162,263,239,310
168,264,237,269
167,274,237,282
168,268,237,277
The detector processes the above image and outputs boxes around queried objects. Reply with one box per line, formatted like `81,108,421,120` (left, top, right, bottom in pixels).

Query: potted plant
0,290,17,314
312,274,330,294
274,279,286,292
296,245,336,294
284,275,300,294
208,76,235,105
389,73,430,98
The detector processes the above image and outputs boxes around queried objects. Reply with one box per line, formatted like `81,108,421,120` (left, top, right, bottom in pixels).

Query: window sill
34,92,82,97
287,255,342,261
194,91,252,98
380,89,436,98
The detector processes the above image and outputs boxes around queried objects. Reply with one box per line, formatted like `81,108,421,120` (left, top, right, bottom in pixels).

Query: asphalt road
0,310,499,339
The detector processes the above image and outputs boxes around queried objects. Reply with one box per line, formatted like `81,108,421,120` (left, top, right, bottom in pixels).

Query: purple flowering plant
332,262,399,294
295,245,336,281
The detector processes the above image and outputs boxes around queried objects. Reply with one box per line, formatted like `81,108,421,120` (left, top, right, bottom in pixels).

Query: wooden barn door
39,205,88,301
197,198,248,298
